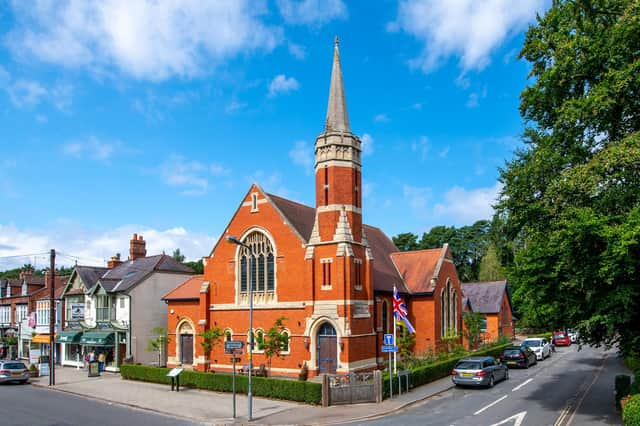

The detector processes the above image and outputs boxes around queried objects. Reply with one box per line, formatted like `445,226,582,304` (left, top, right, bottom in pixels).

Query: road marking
490,411,527,426
474,395,508,416
511,378,533,392
565,353,608,426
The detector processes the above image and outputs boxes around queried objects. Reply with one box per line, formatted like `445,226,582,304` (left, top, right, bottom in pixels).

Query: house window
0,306,10,325
251,193,258,212
237,231,276,301
37,301,49,326
281,330,290,353
224,329,233,342
16,304,28,323
120,298,125,309
441,280,458,338
481,315,488,332
95,295,110,322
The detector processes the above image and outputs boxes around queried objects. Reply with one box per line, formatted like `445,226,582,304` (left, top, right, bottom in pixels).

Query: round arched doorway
316,322,337,374
177,321,194,366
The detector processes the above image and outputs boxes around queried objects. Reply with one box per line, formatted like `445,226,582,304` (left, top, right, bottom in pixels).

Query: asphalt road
0,382,200,426
353,345,625,426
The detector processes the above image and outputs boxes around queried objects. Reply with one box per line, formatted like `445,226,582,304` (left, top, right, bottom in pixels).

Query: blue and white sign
383,334,394,346
381,345,398,353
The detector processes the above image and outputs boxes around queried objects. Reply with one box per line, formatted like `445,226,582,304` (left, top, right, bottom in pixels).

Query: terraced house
165,40,463,378
59,234,194,371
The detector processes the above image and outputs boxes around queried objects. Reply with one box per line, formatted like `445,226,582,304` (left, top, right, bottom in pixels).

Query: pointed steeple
324,36,350,133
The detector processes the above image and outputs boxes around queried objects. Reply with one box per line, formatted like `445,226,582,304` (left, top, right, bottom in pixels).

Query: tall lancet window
237,231,276,305
440,279,458,337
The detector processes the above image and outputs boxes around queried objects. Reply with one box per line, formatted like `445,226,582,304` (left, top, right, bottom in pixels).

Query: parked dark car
451,356,508,387
0,361,29,384
500,346,537,368
553,331,571,346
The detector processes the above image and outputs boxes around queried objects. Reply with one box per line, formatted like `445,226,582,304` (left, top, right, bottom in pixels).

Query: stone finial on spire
324,36,350,133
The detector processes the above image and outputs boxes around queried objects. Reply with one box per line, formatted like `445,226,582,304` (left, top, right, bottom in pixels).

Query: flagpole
393,287,397,375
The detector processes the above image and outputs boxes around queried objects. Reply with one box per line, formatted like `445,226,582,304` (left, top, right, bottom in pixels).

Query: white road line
512,378,533,392
474,395,508,416
565,353,609,426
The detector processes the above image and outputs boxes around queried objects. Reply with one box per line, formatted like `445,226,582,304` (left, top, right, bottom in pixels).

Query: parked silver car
0,361,29,384
451,356,509,387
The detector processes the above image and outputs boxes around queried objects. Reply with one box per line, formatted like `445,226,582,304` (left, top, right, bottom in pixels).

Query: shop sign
70,304,84,320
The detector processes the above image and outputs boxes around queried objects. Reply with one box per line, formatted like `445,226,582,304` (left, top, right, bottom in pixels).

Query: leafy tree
392,233,419,251
496,0,640,355
396,321,415,359
184,259,204,274
145,327,169,367
463,312,484,350
199,327,223,371
478,244,506,282
172,248,186,263
263,317,289,375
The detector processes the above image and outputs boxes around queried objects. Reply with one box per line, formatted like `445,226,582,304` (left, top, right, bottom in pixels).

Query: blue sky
0,0,549,268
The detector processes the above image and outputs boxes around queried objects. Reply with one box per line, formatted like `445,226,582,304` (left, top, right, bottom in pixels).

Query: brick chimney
108,253,123,269
19,268,33,280
129,233,147,261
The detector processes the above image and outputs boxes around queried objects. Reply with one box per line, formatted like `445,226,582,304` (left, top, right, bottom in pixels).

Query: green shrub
623,394,640,426
119,364,321,404
625,354,640,374
630,373,640,396
617,375,632,408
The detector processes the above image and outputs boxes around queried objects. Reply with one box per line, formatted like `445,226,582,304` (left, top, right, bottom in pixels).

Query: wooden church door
317,323,337,374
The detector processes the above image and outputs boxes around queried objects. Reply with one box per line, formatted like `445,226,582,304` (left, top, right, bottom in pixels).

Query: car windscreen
504,349,522,356
522,340,541,347
2,362,26,369
455,361,481,370
555,333,566,338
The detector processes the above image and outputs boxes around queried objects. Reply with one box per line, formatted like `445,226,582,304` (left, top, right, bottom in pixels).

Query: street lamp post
225,235,253,421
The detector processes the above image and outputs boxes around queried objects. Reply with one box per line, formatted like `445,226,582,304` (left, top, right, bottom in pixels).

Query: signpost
166,367,184,392
225,341,244,418
382,334,396,399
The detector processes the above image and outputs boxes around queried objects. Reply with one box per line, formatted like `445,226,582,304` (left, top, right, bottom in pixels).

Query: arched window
441,288,446,337
281,330,290,353
237,231,276,304
441,280,458,337
381,300,389,333
224,329,233,342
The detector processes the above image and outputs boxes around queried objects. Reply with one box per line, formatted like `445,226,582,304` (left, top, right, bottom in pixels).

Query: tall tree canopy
497,0,640,354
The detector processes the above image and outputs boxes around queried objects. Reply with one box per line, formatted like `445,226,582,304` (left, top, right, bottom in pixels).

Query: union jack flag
393,287,415,333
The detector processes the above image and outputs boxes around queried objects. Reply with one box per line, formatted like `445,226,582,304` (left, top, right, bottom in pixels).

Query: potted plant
28,364,39,377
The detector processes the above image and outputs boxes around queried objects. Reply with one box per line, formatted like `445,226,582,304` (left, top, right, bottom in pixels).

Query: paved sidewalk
31,366,453,425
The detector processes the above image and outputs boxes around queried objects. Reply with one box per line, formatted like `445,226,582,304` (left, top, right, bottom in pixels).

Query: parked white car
521,338,551,360
567,329,579,343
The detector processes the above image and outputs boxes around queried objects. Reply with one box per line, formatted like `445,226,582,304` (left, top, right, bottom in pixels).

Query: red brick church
165,39,462,377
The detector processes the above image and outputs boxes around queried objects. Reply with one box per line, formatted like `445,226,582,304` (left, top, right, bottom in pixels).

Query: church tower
305,38,376,374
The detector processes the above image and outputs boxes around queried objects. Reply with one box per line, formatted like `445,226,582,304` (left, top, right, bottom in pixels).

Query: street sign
225,340,244,354
383,334,394,346
381,345,398,353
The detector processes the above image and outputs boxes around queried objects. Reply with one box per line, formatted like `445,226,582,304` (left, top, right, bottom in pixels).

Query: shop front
80,328,126,372
57,328,84,367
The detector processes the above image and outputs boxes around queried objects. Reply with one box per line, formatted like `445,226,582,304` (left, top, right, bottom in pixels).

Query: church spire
324,36,350,133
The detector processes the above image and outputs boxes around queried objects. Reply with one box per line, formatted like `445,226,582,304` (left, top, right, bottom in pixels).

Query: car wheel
488,375,495,388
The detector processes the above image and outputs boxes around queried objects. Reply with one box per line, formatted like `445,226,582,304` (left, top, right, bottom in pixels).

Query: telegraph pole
49,249,55,386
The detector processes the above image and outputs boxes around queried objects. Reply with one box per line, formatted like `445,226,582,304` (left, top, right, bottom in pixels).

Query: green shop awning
80,332,115,346
56,330,83,344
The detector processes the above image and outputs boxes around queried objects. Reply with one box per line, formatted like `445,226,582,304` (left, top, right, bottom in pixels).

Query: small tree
172,248,186,262
464,312,484,350
4,335,18,359
145,327,169,367
199,327,223,371
396,321,415,359
263,317,289,375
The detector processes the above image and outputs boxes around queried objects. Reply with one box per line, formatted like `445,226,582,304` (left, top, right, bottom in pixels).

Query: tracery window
237,231,276,304
441,280,458,337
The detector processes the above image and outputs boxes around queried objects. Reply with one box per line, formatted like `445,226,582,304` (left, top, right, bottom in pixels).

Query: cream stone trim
208,363,301,374
314,160,362,172
210,299,373,311
338,357,378,370
316,204,362,214
241,197,267,209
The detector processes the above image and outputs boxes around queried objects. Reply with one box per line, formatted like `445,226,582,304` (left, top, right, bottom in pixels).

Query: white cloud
6,1,282,82
277,0,348,26
361,133,374,156
403,184,432,218
289,140,313,170
157,154,231,196
390,0,546,73
439,146,450,158
432,183,501,224
288,42,307,60
268,74,300,97
466,86,488,108
7,80,48,108
0,222,215,269
411,136,430,161
225,100,247,114
62,136,118,161
2,73,73,111
374,113,390,123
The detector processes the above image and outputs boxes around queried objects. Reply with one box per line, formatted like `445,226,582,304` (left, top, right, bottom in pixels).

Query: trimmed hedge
616,375,632,408
382,343,511,399
120,364,321,404
623,394,640,426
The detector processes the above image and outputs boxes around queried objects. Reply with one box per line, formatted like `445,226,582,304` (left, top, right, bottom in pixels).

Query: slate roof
98,254,193,293
162,275,205,301
461,281,510,314
76,266,109,292
390,248,443,294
